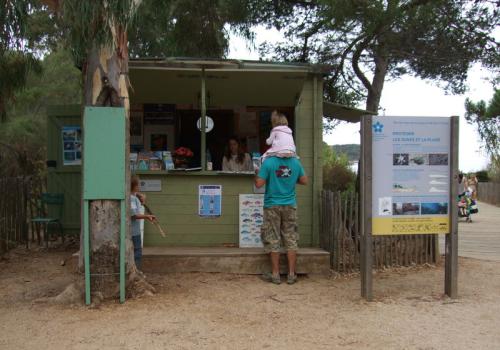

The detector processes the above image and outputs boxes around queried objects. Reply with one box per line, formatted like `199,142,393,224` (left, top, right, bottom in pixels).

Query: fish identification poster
239,194,264,248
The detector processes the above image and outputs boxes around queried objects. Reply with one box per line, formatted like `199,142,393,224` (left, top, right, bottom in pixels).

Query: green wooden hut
47,58,371,272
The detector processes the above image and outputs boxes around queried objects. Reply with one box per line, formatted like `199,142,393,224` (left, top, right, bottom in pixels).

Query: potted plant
173,147,194,169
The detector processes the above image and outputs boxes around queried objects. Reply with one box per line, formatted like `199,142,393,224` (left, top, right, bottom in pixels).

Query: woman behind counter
222,137,253,172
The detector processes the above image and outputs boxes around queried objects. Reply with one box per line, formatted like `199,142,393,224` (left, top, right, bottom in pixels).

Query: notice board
198,185,222,217
83,107,126,200
371,116,451,235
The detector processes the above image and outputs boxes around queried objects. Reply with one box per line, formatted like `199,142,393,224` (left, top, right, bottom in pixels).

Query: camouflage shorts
261,206,299,253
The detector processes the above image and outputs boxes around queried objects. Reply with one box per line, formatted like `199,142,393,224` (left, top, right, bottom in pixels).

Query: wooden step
142,247,330,274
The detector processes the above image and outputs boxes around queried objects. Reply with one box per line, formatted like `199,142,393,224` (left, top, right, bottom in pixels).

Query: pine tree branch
331,34,365,84
351,35,375,94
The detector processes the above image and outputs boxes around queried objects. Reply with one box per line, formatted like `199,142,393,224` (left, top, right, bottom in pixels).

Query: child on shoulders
262,111,297,163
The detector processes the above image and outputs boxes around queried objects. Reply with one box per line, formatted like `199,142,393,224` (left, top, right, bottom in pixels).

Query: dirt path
1,248,500,350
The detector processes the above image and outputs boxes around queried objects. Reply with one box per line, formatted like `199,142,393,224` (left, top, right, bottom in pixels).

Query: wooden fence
0,177,30,254
478,182,500,206
0,176,46,255
320,190,438,273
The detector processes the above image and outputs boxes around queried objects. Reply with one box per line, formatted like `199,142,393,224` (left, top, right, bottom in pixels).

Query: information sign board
372,116,451,235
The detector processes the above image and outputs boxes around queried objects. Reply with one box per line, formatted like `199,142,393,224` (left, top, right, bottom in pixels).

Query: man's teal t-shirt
257,157,305,208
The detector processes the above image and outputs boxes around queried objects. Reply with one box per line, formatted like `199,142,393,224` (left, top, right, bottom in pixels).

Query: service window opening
129,104,295,171
128,68,302,172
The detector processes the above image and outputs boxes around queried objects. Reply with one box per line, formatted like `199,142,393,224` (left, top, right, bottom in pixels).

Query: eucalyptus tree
0,0,43,122
40,0,153,301
259,0,500,112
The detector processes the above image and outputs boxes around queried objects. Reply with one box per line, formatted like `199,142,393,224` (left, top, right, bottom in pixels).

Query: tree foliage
0,51,41,121
0,0,45,121
54,0,140,66
332,143,360,162
9,48,81,117
259,0,500,112
323,142,356,192
0,48,81,176
128,0,255,58
465,88,500,176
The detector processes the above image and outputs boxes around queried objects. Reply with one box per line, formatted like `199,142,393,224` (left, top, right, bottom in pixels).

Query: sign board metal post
445,116,459,298
360,115,373,301
83,200,90,305
119,200,126,303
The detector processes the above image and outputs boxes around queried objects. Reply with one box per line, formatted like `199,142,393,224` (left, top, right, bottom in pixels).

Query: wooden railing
478,182,500,206
320,190,438,273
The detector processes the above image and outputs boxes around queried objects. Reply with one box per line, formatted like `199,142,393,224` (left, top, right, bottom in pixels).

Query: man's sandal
287,274,298,285
261,272,281,285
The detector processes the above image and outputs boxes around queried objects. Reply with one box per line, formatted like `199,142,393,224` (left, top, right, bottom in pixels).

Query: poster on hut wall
62,126,82,166
198,185,222,217
239,194,264,248
371,116,451,235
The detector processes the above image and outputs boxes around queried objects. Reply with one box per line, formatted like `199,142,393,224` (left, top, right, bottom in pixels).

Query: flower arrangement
173,147,194,168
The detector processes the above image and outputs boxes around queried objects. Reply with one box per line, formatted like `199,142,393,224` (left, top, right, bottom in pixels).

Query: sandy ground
1,248,500,350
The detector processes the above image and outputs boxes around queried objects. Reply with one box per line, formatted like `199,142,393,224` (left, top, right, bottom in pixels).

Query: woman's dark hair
224,137,245,164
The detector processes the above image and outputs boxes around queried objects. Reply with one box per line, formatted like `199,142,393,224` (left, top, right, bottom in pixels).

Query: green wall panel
47,108,82,236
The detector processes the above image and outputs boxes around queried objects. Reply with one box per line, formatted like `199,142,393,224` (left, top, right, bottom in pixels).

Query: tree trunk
0,97,6,123
365,54,389,113
78,43,153,301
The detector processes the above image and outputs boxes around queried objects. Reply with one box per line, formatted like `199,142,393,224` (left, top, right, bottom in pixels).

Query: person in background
130,176,156,269
468,174,479,200
222,137,253,172
458,173,467,196
262,111,297,163
137,193,146,249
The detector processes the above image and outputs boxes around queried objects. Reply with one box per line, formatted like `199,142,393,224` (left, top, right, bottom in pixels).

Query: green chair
31,193,64,248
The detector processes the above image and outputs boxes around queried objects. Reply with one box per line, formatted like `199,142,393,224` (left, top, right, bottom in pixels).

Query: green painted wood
143,226,313,246
83,107,126,200
137,172,314,246
130,69,307,106
120,200,126,303
295,77,323,247
312,77,323,247
46,112,82,236
83,200,90,305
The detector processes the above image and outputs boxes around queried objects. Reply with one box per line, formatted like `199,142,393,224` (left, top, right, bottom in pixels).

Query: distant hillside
332,144,360,161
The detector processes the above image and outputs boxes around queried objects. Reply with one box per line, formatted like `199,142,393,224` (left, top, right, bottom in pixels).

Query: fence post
360,115,373,301
445,116,459,298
